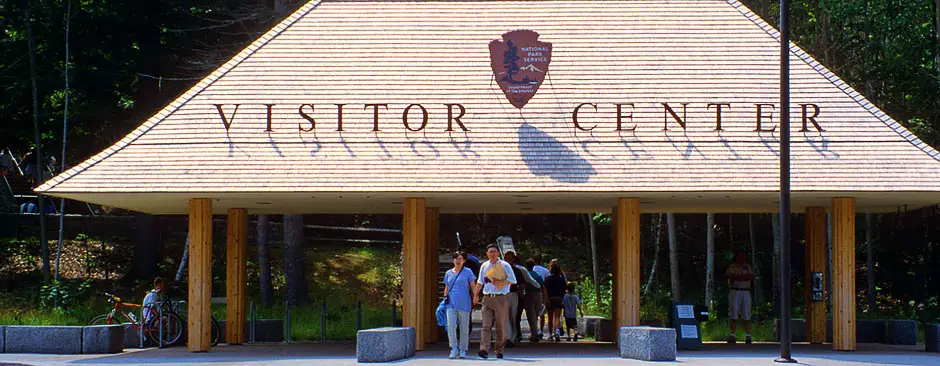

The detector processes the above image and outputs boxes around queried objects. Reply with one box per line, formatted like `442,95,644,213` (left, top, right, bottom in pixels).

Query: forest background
0,0,939,341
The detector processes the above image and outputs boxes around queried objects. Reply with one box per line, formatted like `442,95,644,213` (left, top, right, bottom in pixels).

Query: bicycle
89,293,184,347
165,298,222,346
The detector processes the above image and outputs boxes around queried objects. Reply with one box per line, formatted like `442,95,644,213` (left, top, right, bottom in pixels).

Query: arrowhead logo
489,30,553,109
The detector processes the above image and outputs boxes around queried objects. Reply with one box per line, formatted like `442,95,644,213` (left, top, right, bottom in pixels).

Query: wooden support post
614,198,641,327
804,206,827,344
425,207,440,344
226,208,248,345
402,198,427,351
832,197,856,351
188,198,212,352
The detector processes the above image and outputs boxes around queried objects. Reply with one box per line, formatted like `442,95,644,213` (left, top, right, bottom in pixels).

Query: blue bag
436,270,461,327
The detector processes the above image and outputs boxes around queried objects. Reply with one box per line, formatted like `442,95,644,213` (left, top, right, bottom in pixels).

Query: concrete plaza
1,342,937,365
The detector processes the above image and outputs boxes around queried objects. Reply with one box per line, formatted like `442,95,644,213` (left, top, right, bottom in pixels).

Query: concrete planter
773,318,807,342
356,327,415,363
926,324,940,353
885,320,917,345
217,319,284,343
0,325,5,353
4,326,83,354
619,326,677,361
83,325,124,354
578,316,605,338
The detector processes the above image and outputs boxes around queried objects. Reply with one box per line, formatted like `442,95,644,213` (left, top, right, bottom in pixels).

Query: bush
40,279,92,310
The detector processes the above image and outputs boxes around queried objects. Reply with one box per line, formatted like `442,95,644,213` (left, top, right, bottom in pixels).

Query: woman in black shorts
543,262,567,342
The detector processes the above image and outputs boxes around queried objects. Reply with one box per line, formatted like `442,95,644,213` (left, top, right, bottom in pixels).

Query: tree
748,214,763,303
643,213,664,295
257,214,274,306
283,214,309,306
772,213,780,312
865,212,875,310
705,213,715,306
667,213,680,302
584,213,599,305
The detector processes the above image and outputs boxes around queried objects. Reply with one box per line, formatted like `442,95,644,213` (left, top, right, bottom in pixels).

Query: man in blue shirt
473,244,517,359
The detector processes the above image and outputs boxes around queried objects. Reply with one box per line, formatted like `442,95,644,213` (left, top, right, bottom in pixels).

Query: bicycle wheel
144,312,183,347
210,317,221,346
88,313,115,326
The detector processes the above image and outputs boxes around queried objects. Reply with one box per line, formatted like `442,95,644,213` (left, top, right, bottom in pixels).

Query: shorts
548,297,564,310
565,317,577,329
728,289,752,320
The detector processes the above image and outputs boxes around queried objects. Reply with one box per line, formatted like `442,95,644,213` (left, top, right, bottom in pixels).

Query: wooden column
832,197,856,351
614,198,641,327
402,198,427,351
226,208,248,345
188,198,212,352
424,207,440,344
610,206,619,329
804,206,827,344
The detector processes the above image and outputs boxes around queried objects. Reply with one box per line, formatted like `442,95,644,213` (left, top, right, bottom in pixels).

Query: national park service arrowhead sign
489,30,552,109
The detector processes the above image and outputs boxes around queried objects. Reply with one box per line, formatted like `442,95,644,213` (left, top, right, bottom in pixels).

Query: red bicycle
88,293,183,347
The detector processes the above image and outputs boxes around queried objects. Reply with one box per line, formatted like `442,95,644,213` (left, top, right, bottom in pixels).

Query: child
142,277,166,323
562,282,584,341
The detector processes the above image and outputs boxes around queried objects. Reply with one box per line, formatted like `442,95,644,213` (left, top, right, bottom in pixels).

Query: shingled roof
36,0,940,214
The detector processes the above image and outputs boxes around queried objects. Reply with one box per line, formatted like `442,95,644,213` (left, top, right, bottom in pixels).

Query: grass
700,319,775,342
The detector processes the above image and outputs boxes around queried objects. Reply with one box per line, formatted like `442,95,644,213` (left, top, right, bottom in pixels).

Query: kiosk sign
489,30,553,108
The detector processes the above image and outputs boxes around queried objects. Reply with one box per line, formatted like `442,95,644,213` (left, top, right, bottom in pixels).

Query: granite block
773,318,807,342
82,325,124,354
825,319,886,343
925,324,940,352
123,323,144,349
218,319,284,343
356,327,415,363
4,326,83,354
619,326,677,361
885,320,917,345
578,316,605,338
1,325,5,353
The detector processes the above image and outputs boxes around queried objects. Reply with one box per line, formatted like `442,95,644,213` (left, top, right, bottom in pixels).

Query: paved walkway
1,342,938,365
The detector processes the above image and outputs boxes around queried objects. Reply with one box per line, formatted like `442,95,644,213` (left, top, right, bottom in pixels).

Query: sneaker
727,335,737,344
458,350,467,359
745,335,752,344
449,347,458,359
478,350,489,359
496,353,504,359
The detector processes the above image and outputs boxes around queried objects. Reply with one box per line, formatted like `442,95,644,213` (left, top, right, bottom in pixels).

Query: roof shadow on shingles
726,0,940,163
34,0,326,193
518,122,596,183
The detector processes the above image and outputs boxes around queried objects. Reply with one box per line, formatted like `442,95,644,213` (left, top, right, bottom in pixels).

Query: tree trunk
705,213,716,307
865,212,876,310
644,213,664,295
935,0,939,74
283,214,310,306
748,214,762,303
759,0,771,20
586,214,600,306
257,214,274,306
133,214,157,281
772,213,780,312
175,235,189,283
667,213,680,302
24,0,50,283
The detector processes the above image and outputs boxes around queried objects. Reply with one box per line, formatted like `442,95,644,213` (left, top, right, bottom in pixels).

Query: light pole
775,0,796,363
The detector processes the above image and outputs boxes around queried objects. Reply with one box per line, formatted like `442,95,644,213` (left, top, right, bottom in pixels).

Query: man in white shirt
473,244,517,359
725,250,754,344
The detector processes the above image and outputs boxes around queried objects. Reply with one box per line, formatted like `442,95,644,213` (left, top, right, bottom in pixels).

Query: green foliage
577,276,611,318
39,279,92,310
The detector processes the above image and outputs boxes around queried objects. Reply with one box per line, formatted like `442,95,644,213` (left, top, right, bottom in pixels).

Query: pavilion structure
37,0,940,353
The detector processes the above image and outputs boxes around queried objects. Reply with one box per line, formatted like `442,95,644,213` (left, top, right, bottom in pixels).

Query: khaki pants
480,294,510,354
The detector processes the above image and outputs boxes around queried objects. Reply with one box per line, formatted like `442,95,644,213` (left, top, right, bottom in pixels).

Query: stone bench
619,326,676,361
773,318,807,342
83,325,124,354
578,316,605,339
356,327,415,363
926,324,940,353
826,319,886,344
218,319,284,343
0,325,5,352
4,325,84,354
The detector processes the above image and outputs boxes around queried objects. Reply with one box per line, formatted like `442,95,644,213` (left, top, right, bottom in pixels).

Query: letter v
214,104,240,131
